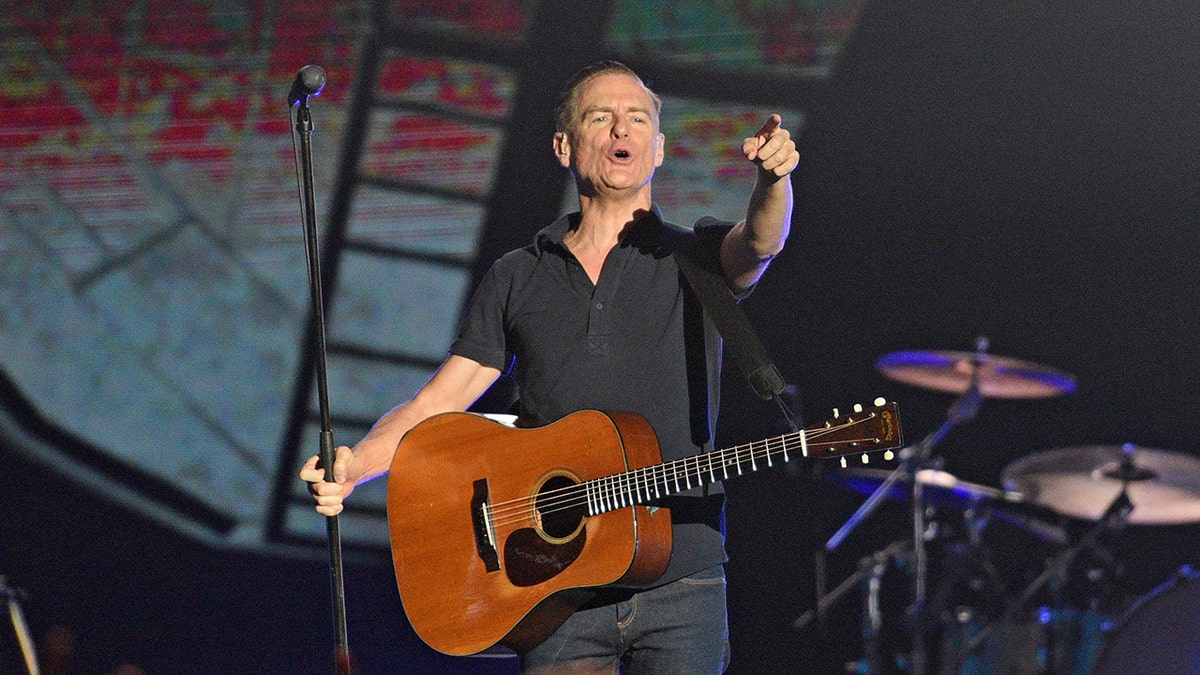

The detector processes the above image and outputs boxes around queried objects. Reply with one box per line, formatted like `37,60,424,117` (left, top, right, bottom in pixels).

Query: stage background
2,0,1198,673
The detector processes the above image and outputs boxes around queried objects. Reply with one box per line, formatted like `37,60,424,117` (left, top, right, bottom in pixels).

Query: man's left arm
720,114,799,292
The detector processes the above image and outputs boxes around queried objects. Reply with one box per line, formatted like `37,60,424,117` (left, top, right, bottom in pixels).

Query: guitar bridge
472,479,501,572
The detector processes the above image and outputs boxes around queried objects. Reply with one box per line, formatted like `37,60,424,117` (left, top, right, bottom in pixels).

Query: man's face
554,72,665,200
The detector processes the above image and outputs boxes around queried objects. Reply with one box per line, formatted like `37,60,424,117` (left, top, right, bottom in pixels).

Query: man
302,60,798,673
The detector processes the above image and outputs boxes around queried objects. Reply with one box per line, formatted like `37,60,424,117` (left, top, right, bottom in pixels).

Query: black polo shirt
450,206,740,584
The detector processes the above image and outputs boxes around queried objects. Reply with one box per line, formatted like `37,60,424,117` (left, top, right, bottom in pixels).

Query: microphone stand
2,576,38,675
823,338,989,675
290,67,351,675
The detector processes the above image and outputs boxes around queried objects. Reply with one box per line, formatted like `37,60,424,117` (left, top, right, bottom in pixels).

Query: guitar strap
673,245,786,401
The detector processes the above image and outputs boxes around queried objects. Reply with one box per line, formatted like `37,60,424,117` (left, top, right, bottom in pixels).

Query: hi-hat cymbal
830,467,1068,543
1002,445,1200,525
876,350,1077,398
830,467,1021,508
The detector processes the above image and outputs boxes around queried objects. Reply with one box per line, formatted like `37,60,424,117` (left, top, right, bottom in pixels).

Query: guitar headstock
805,398,903,466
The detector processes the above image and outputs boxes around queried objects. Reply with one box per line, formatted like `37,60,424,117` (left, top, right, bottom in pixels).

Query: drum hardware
794,539,911,673
829,466,1045,674
958,485,1134,673
819,340,1077,675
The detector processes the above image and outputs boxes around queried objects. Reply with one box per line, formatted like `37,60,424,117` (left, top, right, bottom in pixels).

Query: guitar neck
583,401,900,516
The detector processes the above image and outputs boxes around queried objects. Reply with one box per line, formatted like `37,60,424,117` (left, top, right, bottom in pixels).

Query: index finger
754,114,783,139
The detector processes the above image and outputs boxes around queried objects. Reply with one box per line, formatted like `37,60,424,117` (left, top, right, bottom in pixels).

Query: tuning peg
874,397,886,406
853,403,863,413
832,407,840,418
861,453,869,464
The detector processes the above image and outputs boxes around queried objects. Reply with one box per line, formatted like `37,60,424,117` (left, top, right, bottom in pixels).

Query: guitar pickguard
505,527,586,587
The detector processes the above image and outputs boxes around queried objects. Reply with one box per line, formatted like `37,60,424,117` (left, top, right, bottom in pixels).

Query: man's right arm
301,354,502,516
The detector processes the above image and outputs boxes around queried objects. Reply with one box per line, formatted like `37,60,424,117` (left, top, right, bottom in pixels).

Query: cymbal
1002,445,1200,525
830,467,1069,543
876,350,1076,398
830,467,1021,508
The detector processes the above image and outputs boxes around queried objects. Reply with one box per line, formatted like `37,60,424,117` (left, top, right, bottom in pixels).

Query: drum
1092,566,1200,675
949,606,1106,675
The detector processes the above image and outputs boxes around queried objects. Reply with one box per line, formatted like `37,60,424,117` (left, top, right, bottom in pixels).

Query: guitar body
387,410,673,656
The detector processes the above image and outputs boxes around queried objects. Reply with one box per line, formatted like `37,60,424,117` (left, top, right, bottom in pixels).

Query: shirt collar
532,204,667,256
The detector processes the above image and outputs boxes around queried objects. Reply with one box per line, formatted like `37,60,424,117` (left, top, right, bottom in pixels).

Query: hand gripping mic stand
289,64,352,675
823,337,990,675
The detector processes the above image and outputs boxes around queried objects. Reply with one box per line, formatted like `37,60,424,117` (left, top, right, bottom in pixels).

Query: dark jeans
521,564,730,675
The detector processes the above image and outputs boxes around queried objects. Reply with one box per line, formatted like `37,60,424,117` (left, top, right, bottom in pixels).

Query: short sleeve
449,262,512,373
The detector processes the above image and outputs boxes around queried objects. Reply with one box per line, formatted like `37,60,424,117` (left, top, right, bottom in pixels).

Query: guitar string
483,416,884,526
483,418,886,530
483,412,888,523
479,429,821,520
484,434,874,530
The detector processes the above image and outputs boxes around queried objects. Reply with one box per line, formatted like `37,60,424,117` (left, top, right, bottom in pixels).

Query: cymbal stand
959,488,1133,670
795,539,911,632
2,576,38,675
794,540,911,673
825,337,989,675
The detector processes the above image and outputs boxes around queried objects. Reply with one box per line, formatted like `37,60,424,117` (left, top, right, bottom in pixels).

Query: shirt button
595,303,603,310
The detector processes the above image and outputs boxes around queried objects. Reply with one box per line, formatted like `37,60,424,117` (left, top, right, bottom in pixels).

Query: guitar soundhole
537,474,586,541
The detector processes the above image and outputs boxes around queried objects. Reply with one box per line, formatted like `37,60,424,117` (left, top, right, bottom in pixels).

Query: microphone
288,65,327,105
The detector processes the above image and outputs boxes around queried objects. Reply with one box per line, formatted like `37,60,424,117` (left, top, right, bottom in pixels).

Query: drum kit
810,342,1200,675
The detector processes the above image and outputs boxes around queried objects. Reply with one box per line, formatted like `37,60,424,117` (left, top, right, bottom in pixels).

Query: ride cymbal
1001,445,1200,525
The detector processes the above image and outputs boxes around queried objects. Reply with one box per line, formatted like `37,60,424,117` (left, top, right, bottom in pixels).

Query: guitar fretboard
582,403,895,516
584,432,803,515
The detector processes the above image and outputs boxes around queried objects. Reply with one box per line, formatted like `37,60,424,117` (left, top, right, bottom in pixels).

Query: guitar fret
572,403,898,518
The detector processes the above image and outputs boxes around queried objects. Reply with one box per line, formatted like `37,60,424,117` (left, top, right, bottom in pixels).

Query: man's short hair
554,60,662,136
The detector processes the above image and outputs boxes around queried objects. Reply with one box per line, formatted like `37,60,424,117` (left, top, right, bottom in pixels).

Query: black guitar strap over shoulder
673,247,786,401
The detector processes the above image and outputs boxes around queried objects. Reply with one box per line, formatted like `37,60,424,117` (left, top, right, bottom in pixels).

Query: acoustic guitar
387,399,902,656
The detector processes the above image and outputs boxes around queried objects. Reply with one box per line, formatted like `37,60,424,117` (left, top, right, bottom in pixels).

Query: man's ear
654,132,665,167
553,132,571,167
